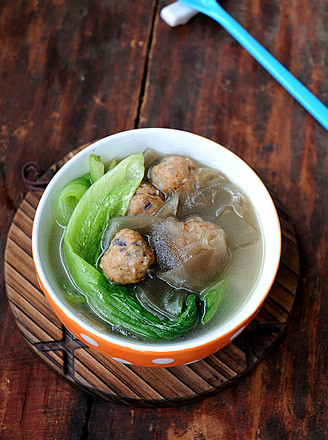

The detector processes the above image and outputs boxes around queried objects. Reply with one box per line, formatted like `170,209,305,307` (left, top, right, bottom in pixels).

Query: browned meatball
100,228,154,284
127,183,164,216
149,156,197,194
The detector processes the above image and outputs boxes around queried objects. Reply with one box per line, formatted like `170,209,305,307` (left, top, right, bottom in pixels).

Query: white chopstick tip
160,2,198,27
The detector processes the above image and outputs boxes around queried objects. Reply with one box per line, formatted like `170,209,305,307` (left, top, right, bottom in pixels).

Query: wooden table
1,1,327,438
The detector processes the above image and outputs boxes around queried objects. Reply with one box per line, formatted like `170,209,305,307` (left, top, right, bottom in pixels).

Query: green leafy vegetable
64,246,199,339
55,176,91,227
65,153,144,266
200,280,226,325
89,154,105,183
60,280,86,305
105,158,118,172
63,153,200,340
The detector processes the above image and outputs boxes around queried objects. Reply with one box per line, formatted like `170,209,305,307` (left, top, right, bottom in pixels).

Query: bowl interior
32,128,281,352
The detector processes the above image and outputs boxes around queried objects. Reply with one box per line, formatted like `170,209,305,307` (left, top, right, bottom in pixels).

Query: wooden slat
25,191,42,209
188,360,228,386
268,282,295,311
129,366,195,400
5,240,39,289
28,344,65,374
167,365,214,394
5,266,61,327
280,238,299,275
274,264,299,295
7,222,32,256
81,348,165,401
6,286,62,337
8,300,62,343
212,344,248,375
17,198,37,221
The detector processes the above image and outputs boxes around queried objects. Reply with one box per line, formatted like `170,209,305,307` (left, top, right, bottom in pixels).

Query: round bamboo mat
4,145,300,407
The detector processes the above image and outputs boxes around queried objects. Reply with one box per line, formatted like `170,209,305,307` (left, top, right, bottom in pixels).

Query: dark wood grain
1,0,327,438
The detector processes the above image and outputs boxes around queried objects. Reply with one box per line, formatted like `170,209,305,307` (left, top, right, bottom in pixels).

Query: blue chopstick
180,0,328,130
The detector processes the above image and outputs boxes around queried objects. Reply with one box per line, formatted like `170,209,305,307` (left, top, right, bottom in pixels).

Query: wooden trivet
4,145,300,407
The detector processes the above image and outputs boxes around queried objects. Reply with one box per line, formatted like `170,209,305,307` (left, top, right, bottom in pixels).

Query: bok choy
60,153,200,340
55,176,91,227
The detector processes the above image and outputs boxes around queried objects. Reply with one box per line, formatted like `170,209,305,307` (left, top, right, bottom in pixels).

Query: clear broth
49,151,263,344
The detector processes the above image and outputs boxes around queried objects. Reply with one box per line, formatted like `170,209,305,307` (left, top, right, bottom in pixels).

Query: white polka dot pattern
112,357,132,365
80,333,99,346
152,358,175,365
229,325,246,341
184,359,201,365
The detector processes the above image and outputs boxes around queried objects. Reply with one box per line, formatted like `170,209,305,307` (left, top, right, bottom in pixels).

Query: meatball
100,228,154,284
183,216,220,245
127,183,164,216
149,156,197,194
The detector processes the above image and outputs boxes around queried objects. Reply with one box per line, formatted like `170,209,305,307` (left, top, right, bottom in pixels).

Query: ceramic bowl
32,128,281,367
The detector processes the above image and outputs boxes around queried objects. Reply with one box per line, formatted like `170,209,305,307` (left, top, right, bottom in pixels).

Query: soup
49,149,263,343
